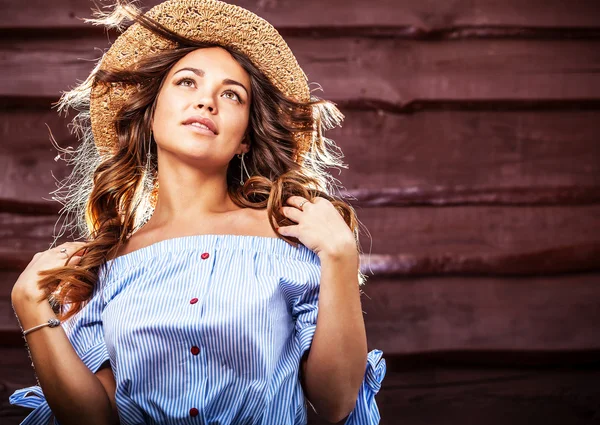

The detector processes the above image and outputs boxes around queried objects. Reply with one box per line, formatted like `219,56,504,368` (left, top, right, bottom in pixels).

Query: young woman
10,1,386,424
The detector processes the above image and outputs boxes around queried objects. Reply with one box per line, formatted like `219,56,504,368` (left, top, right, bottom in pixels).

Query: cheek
231,108,251,137
152,93,182,134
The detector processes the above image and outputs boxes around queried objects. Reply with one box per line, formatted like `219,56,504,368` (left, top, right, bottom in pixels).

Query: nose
196,102,216,113
195,91,217,114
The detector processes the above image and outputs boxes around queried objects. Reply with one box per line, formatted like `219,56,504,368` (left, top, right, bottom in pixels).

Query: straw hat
89,0,314,161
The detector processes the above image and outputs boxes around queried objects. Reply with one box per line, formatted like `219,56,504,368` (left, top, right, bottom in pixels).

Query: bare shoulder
106,225,158,261
107,207,278,262
236,207,279,238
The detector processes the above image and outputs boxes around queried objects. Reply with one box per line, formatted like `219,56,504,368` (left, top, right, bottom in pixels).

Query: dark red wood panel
2,268,600,353
355,205,600,260
2,109,600,208
1,203,599,272
2,0,600,422
330,110,600,193
361,274,600,354
1,37,600,105
2,0,600,30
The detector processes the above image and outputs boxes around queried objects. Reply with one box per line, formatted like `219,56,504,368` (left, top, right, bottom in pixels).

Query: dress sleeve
290,261,320,360
9,281,110,425
289,261,387,424
343,349,387,424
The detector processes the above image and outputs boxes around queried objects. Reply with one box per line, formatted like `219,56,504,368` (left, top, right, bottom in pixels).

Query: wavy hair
37,1,368,321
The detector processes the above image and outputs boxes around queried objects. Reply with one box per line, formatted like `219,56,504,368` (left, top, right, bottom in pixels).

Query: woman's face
152,47,252,169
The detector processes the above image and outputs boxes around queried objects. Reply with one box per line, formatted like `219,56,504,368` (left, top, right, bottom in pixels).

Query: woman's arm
278,196,369,422
300,249,368,423
12,291,119,425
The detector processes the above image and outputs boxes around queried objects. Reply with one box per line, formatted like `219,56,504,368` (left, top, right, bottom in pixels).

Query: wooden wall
1,1,600,424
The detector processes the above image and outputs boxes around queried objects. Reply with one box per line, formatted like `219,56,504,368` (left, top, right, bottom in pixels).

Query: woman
10,0,386,424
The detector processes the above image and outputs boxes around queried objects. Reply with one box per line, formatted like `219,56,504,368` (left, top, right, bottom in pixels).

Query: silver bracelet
23,318,61,336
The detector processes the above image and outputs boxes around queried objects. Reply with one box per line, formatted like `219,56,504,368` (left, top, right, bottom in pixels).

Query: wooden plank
371,364,600,425
1,37,600,106
0,271,20,334
1,0,600,31
0,109,71,209
0,205,600,273
2,345,599,425
329,110,600,194
2,109,600,208
360,273,600,354
1,242,599,277
0,214,64,260
364,242,600,276
1,202,600,271
347,186,600,207
2,267,600,352
353,205,600,260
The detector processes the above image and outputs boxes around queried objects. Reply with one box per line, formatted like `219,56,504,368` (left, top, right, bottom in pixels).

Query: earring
143,131,156,194
127,131,155,239
237,151,251,185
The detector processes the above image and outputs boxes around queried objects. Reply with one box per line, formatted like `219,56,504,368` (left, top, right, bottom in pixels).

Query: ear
237,138,251,155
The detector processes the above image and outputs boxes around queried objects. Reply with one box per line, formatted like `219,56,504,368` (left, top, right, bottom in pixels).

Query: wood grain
1,37,600,107
2,269,600,353
2,0,600,423
360,273,600,354
2,109,599,208
1,0,600,32
1,202,599,271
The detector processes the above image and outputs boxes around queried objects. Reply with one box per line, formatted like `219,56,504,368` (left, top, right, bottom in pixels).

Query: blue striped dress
10,234,386,424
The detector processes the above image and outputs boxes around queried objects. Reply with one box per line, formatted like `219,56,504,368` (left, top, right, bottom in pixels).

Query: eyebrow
173,67,249,97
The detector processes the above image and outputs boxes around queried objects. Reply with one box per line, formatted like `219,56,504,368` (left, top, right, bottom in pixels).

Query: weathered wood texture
2,269,600,353
2,37,600,109
361,274,600,354
1,202,600,274
2,346,599,424
2,0,600,33
2,109,600,209
2,0,600,422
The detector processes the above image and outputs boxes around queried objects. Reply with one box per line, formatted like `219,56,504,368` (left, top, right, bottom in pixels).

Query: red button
191,346,200,355
190,298,198,304
201,252,210,260
190,407,199,417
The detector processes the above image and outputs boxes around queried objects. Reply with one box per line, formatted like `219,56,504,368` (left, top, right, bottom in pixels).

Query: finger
277,224,299,238
57,241,87,248
53,246,72,256
56,242,88,255
73,246,89,256
281,206,302,223
67,255,83,265
286,196,309,209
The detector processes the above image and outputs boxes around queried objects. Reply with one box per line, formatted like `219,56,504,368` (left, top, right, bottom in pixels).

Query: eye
223,90,242,103
175,77,195,87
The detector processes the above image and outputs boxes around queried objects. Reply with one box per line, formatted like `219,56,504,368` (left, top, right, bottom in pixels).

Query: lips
182,115,218,135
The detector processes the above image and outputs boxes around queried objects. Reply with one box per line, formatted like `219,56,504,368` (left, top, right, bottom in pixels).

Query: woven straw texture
90,0,311,158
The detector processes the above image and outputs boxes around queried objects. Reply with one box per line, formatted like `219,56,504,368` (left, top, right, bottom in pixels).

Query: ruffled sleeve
286,259,387,424
343,349,387,424
289,262,320,360
9,280,110,425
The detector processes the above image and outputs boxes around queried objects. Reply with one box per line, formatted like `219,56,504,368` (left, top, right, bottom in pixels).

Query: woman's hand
277,196,357,261
11,242,87,305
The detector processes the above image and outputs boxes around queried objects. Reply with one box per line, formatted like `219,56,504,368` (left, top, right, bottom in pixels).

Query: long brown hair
38,3,367,321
